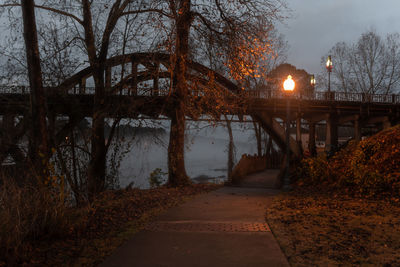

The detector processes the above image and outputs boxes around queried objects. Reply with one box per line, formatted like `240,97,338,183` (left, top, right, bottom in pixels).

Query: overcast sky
277,0,400,75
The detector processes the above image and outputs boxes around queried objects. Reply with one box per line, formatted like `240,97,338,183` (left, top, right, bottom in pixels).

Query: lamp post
326,55,333,99
283,75,295,190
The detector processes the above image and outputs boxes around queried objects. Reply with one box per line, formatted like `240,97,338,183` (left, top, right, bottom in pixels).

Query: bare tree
321,30,400,94
1,0,287,191
158,0,287,186
20,0,49,178
0,0,157,199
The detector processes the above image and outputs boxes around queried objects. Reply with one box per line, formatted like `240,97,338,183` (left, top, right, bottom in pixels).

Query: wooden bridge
1,52,400,166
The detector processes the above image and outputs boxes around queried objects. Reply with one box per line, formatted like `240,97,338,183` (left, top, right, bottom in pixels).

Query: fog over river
114,122,258,188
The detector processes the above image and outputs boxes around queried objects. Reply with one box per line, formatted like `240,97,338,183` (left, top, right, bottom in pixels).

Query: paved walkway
100,170,289,267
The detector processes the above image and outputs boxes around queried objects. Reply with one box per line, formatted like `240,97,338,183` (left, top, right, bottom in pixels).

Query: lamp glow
326,55,333,72
283,75,295,91
310,74,316,86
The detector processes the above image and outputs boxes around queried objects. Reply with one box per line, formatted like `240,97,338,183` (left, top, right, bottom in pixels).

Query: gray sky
277,0,400,75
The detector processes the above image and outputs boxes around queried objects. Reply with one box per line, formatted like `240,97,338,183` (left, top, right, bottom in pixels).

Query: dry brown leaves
3,184,220,266
266,189,400,266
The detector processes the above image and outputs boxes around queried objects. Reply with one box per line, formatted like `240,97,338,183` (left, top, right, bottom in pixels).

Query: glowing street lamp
283,75,295,92
326,55,333,95
283,75,295,190
310,74,316,87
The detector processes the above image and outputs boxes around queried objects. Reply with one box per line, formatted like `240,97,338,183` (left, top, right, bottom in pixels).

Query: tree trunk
81,1,107,200
168,102,189,186
167,0,192,186
21,0,49,176
87,66,106,200
253,121,262,156
225,115,234,179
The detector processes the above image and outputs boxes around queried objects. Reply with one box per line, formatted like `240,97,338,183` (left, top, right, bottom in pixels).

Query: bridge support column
308,122,316,156
326,114,338,153
296,116,301,142
153,62,159,96
79,78,86,94
3,114,15,135
383,117,392,130
131,62,138,96
354,117,361,142
0,114,15,165
296,116,303,154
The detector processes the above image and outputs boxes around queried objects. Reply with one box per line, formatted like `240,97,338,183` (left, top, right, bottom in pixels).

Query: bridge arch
55,52,300,155
0,52,300,166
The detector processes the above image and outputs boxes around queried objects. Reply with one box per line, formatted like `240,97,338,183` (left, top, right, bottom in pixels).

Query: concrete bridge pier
308,122,316,156
326,114,338,153
382,117,392,130
0,113,16,165
354,116,362,142
296,116,302,153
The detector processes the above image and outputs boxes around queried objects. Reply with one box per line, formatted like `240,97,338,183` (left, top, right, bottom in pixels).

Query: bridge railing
244,89,400,104
1,85,400,104
0,86,28,94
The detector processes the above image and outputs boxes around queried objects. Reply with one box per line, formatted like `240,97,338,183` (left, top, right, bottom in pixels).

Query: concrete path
100,171,289,267
238,169,281,188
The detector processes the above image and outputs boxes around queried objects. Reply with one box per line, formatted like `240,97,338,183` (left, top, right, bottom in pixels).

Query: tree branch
121,9,173,19
0,3,84,25
192,11,224,35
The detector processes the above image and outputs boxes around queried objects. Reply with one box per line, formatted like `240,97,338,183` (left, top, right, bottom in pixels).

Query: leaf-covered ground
267,125,400,266
1,184,220,266
266,189,400,266
297,124,400,197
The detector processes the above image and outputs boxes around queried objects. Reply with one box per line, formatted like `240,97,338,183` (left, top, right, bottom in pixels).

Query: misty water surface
115,125,258,188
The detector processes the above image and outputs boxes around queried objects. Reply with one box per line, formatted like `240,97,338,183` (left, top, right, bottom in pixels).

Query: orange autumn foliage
297,124,400,197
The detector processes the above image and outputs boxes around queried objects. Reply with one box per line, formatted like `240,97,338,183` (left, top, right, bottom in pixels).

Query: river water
115,127,257,188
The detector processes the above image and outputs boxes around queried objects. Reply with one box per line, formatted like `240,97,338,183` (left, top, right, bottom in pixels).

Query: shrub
148,168,167,188
0,176,68,264
297,154,331,185
297,125,400,197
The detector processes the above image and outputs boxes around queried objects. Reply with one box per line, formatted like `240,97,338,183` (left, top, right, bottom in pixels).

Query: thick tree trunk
167,0,192,186
21,0,49,175
168,102,190,186
81,1,106,200
87,67,106,200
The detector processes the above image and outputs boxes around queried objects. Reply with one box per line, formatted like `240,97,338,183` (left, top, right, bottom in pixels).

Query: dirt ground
266,187,400,266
